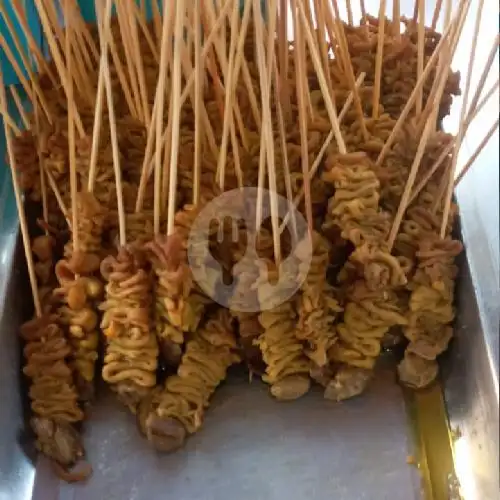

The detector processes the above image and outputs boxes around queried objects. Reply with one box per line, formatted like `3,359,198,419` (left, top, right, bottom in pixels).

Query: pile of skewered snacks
3,0,477,482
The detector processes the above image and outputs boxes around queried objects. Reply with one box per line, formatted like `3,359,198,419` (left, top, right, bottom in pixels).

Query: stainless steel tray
0,209,497,500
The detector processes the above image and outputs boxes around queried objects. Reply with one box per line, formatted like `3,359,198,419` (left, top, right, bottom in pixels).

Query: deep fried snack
254,258,312,403
20,315,89,478
100,246,158,411
147,204,213,368
295,232,341,368
64,192,106,274
398,236,462,388
145,309,240,451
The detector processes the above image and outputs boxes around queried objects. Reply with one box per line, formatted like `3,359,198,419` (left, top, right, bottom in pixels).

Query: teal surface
0,115,17,235
0,0,43,86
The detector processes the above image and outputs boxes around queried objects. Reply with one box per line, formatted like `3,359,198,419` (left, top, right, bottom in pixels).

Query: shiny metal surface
0,2,498,499
442,249,500,500
58,368,420,500
0,182,36,499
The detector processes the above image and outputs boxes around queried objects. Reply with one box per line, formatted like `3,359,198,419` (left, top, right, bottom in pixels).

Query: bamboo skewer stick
107,28,140,119
65,0,79,254
87,9,108,193
153,3,173,234
0,33,53,124
279,72,365,233
274,62,298,239
99,0,126,246
193,0,202,206
230,119,243,190
345,0,353,25
320,0,342,71
0,3,56,114
454,118,499,186
46,0,93,106
124,0,151,127
297,3,315,119
0,69,42,317
160,91,174,216
203,0,249,151
9,0,59,87
33,0,85,136
241,55,262,130
431,0,444,31
178,42,219,161
313,0,335,99
293,0,313,235
312,0,328,75
9,85,29,129
297,1,347,154
372,0,386,119
443,0,452,29
392,0,400,40
278,0,291,118
66,0,95,72
166,0,186,236
419,0,471,129
375,11,460,167
132,0,160,62
254,11,270,233
0,107,21,136
31,88,48,229
253,0,281,261
63,7,95,107
329,13,368,140
40,0,65,45
217,0,245,189
151,0,163,49
174,0,232,108
136,0,258,209
115,1,144,123
45,168,71,228
68,0,100,63
71,19,94,74
387,41,454,250
359,0,366,20
439,7,494,237
416,0,425,114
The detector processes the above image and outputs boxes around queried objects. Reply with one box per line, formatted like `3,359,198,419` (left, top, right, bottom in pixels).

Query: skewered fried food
4,0,472,481
321,152,409,399
294,232,342,368
398,235,462,388
20,315,89,479
52,193,105,402
100,246,158,412
144,308,240,451
254,259,311,401
147,204,213,368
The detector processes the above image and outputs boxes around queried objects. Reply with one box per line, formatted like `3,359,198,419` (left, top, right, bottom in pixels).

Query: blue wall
0,0,43,85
